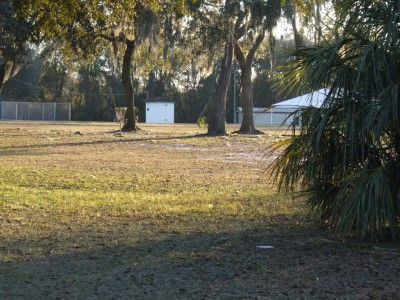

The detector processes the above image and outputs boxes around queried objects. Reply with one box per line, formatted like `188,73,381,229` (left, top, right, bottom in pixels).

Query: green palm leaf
270,0,400,240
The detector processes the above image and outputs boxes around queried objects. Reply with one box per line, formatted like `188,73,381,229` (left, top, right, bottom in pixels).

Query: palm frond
269,0,400,240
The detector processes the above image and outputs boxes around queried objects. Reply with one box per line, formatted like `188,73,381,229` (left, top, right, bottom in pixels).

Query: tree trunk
207,34,233,136
147,70,156,98
0,46,24,94
121,39,137,131
55,66,67,101
234,30,265,134
238,61,256,133
288,1,303,50
0,60,15,94
331,0,341,41
315,3,322,45
268,32,276,70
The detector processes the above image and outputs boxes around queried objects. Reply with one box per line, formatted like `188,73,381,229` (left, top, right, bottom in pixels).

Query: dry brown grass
0,121,399,299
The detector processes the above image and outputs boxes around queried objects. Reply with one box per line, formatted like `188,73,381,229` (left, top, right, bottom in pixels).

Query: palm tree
271,0,400,240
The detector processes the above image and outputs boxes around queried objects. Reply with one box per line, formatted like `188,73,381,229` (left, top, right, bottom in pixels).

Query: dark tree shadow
1,215,399,299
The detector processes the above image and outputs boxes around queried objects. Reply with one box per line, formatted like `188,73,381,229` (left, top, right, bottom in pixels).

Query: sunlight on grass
0,126,304,264
2,125,396,299
0,168,301,262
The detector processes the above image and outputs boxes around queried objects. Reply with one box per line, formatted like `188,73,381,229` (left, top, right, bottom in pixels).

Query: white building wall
237,107,296,126
146,102,174,123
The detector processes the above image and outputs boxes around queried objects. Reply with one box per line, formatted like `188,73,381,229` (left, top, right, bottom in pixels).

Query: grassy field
0,121,399,299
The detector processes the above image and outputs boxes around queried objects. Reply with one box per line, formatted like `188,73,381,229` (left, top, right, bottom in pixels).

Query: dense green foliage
272,0,400,240
1,0,287,123
0,1,33,92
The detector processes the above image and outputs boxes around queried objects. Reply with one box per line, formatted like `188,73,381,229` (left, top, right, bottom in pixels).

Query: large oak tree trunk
121,39,137,132
238,60,260,133
234,30,265,134
207,34,233,136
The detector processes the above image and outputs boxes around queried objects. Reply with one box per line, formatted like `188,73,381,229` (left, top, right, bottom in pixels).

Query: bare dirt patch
0,121,399,299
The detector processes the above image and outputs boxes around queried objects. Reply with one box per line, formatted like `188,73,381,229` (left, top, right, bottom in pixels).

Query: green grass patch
1,124,397,299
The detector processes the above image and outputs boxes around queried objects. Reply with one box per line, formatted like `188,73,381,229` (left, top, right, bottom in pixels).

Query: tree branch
96,33,115,42
234,15,249,41
97,33,127,43
247,28,266,62
233,40,245,67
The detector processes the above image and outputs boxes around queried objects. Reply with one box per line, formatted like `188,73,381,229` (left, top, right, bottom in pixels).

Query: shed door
146,102,174,123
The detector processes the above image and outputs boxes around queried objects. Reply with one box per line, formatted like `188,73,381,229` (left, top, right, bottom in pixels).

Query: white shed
145,97,175,124
237,89,329,126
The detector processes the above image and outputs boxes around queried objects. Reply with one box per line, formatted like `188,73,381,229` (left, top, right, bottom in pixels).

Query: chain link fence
0,102,71,121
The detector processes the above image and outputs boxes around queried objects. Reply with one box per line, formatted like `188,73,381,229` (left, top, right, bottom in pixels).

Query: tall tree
284,0,304,49
207,33,233,135
1,48,42,101
14,0,190,131
234,0,281,134
0,0,32,93
271,0,400,240
207,0,235,136
76,54,119,121
284,0,334,48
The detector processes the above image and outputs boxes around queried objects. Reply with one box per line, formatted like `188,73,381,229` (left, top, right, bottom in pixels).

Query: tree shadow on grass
0,133,211,156
1,216,399,299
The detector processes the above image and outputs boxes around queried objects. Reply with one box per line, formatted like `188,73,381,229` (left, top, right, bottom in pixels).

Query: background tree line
1,0,334,130
3,0,398,240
